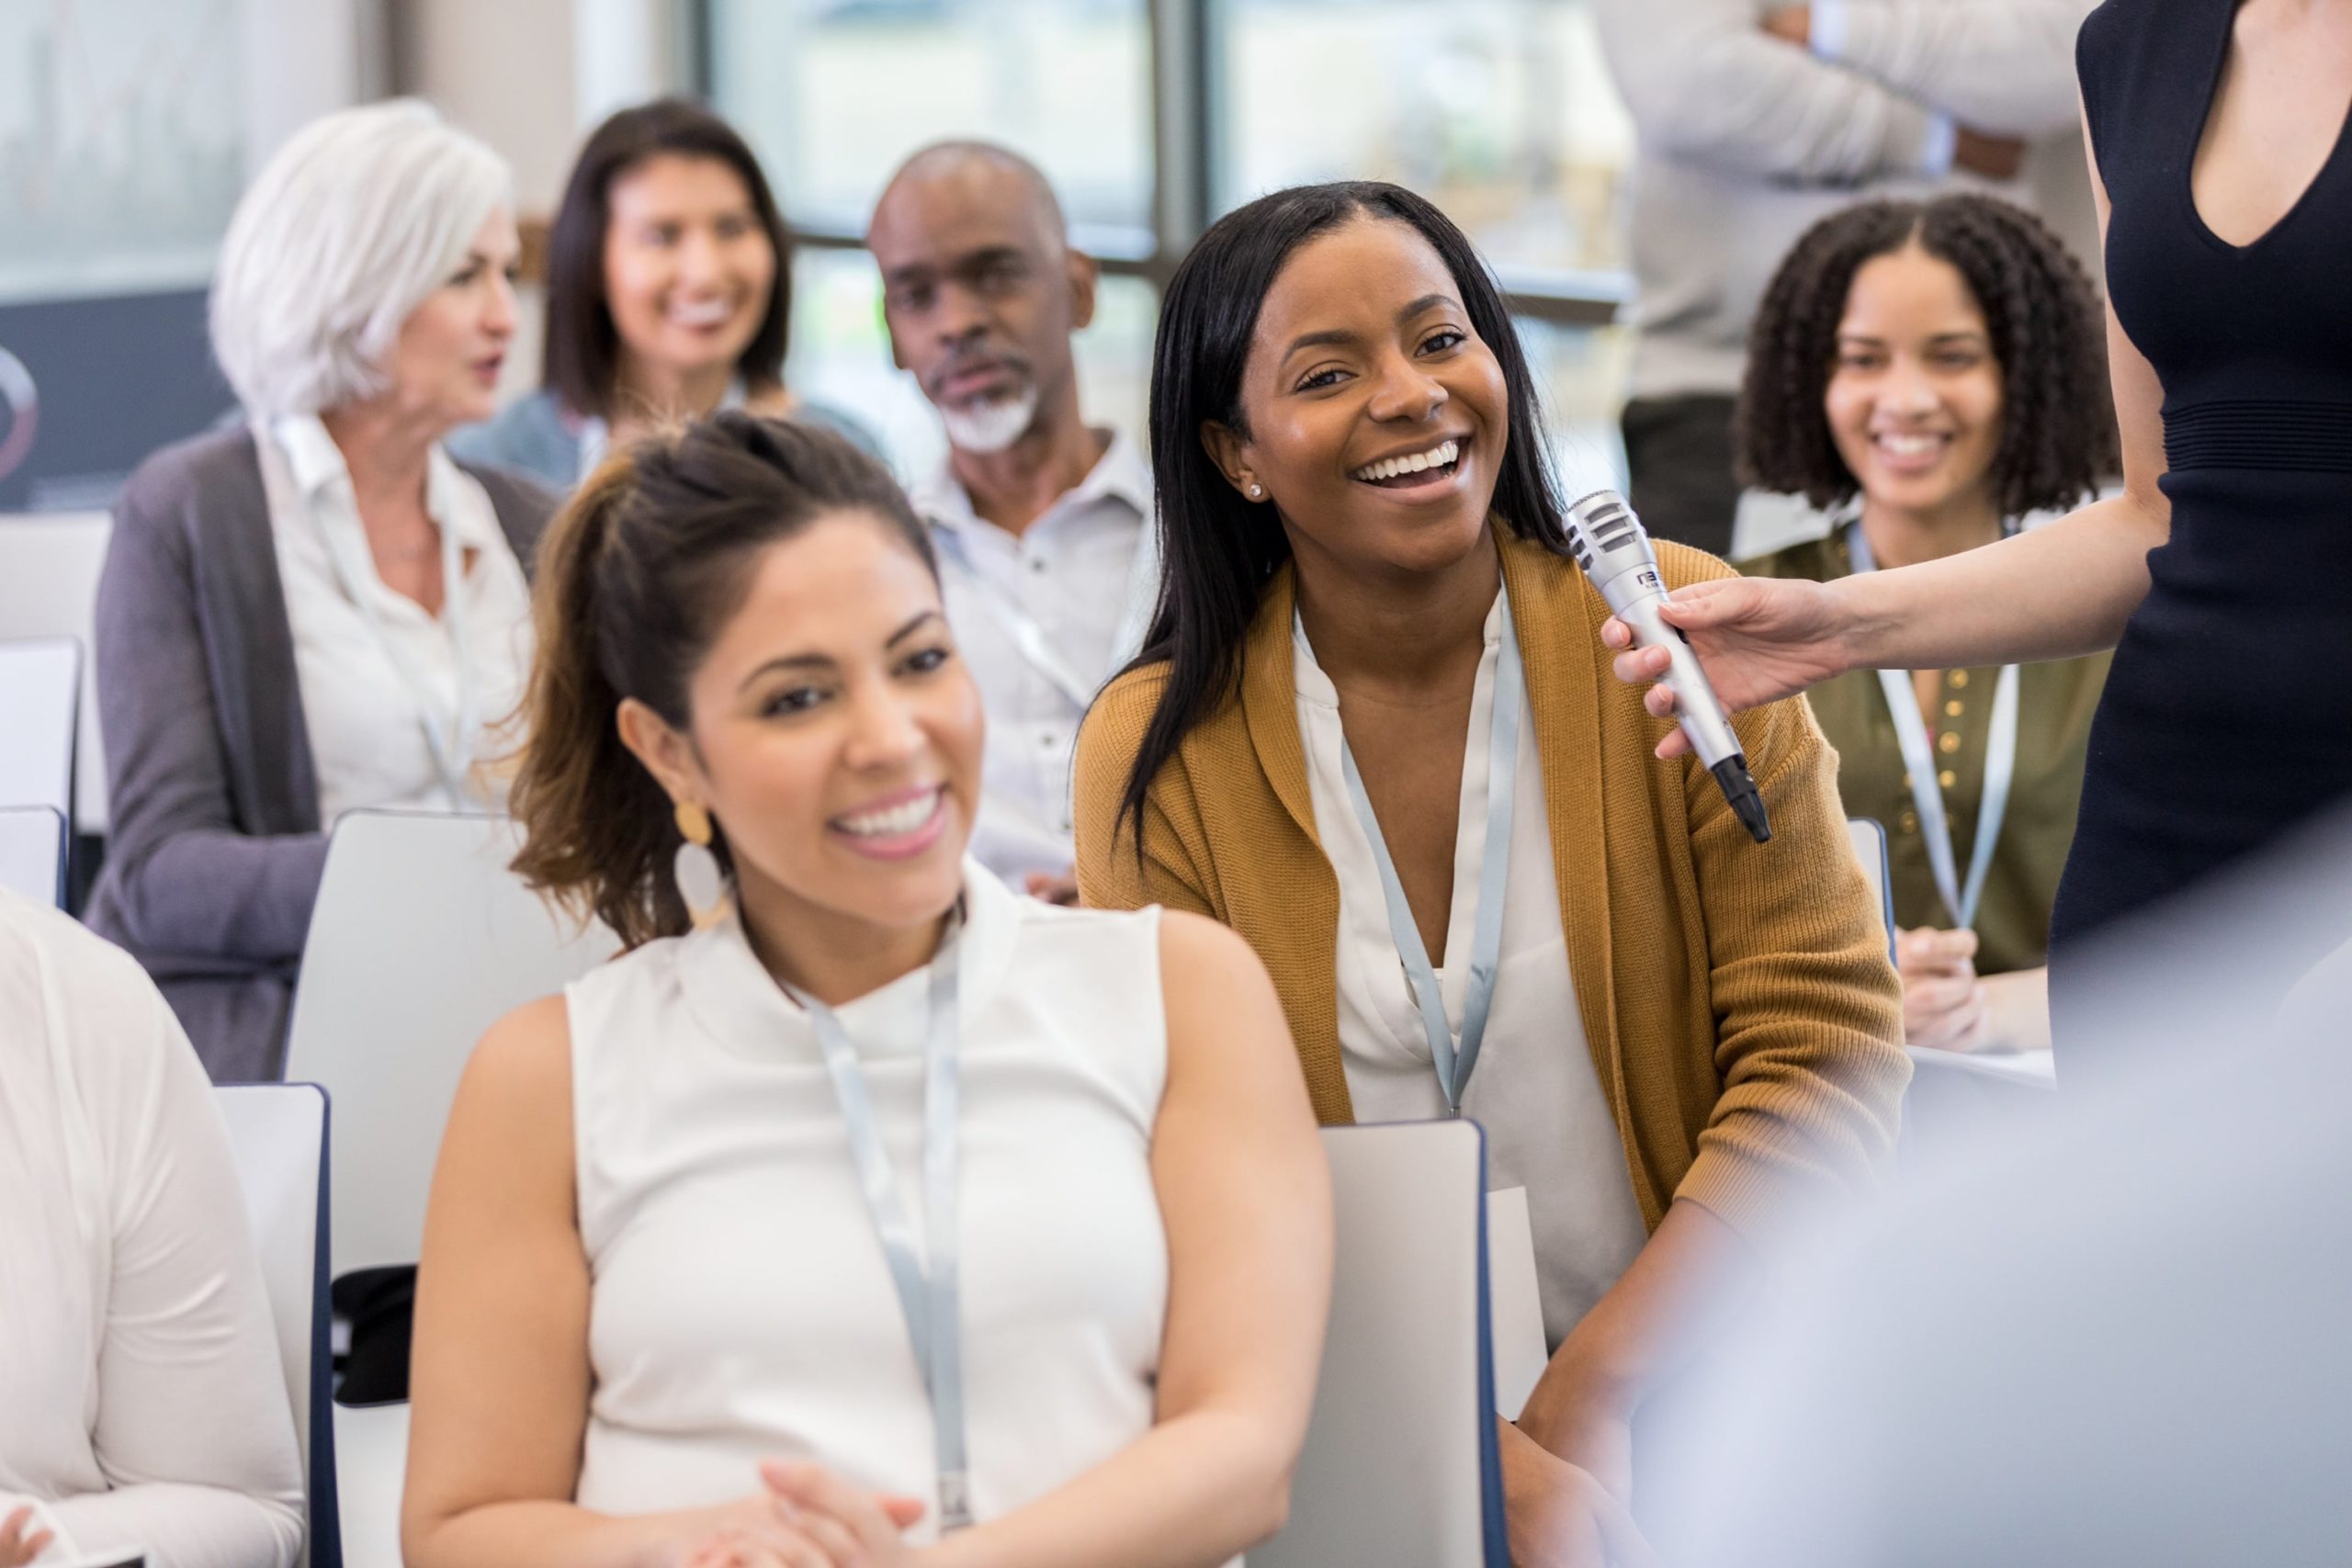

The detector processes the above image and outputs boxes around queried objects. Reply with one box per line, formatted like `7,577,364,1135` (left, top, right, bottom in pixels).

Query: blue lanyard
786,921,973,1532
1845,521,2019,931
1333,590,1525,1115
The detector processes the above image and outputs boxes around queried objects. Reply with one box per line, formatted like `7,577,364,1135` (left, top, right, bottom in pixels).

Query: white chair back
0,513,110,831
1849,816,1895,964
0,805,66,906
215,1082,336,1568
1252,1121,1506,1568
330,1404,407,1568
0,636,79,822
283,810,618,1281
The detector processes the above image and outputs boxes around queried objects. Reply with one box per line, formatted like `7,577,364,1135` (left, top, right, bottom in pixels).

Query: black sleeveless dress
2053,2,2352,966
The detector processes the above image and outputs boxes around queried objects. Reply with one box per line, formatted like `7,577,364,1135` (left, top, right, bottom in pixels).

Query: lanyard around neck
1329,589,1525,1115
784,920,974,1533
1844,521,2019,931
263,423,477,805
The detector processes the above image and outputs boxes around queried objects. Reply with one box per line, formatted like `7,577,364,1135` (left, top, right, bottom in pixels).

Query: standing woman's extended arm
1609,102,2174,752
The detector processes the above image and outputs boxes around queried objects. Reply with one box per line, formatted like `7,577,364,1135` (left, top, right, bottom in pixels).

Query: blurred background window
708,0,1156,257
0,0,247,305
705,0,1634,481
1207,0,1633,282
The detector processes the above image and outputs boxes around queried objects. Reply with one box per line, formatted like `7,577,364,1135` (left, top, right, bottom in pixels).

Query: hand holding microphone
1564,491,1787,842
1591,552,1856,752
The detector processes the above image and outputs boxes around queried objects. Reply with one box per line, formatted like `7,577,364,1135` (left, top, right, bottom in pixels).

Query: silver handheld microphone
1562,489,1771,843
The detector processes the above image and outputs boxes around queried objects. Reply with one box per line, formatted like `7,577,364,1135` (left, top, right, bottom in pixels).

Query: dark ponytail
508,412,933,946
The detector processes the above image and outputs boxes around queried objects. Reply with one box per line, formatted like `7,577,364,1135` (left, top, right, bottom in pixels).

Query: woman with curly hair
1610,0,2352,1066
1735,194,2114,1055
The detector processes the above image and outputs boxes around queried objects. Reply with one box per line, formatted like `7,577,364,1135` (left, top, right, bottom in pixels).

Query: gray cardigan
84,426,556,1082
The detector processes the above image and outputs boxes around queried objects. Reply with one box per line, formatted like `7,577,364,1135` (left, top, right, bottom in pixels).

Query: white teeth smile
1875,433,1947,457
834,789,942,838
1351,438,1460,482
671,299,733,328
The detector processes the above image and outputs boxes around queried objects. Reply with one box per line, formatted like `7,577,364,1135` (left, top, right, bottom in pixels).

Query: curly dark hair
1735,194,2117,516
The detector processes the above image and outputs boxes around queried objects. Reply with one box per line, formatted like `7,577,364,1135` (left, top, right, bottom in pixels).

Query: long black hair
1114,180,1567,843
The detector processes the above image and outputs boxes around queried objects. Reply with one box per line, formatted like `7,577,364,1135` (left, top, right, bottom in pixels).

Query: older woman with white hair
86,99,558,1082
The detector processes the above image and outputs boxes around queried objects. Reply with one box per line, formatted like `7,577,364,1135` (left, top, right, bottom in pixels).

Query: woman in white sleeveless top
401,414,1329,1568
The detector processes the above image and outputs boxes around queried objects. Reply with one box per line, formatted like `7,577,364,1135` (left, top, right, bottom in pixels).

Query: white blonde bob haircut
211,99,511,418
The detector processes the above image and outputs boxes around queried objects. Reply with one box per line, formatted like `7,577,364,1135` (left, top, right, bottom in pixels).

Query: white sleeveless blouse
564,862,1170,1540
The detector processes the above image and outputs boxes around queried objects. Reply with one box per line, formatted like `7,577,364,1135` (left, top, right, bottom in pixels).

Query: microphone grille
1562,489,1646,573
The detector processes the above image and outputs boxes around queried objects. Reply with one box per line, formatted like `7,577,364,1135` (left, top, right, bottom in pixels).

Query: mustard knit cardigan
1072,531,1909,1248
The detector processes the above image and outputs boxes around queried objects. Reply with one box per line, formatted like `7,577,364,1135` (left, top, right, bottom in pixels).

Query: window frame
688,0,1626,326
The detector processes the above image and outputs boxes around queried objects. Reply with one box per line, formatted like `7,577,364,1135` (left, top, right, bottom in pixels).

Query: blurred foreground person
1649,804,2352,1566
86,100,555,1080
0,889,304,1568
403,415,1328,1568
1737,194,2115,1054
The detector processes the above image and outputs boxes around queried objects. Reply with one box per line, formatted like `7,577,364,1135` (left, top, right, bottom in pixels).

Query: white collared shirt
257,416,534,825
910,432,1155,884
1294,593,1649,1349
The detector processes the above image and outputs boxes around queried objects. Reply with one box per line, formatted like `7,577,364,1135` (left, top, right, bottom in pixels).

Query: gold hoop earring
672,800,732,931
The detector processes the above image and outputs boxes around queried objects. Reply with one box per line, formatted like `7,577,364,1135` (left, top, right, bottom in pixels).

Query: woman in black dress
1611,0,2352,1058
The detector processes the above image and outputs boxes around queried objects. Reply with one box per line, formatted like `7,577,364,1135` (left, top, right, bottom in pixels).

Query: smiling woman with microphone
1071,182,1907,1565
402,413,1329,1568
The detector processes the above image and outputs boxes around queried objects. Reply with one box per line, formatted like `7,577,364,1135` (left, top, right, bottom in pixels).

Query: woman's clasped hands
664,1462,927,1568
1897,927,1991,1053
1495,1420,1660,1568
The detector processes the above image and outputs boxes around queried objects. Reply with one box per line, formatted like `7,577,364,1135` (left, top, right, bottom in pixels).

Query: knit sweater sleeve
1071,665,1218,919
1659,547,1910,1247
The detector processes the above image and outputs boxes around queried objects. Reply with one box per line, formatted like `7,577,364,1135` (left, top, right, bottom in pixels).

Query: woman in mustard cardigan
1072,182,1908,1564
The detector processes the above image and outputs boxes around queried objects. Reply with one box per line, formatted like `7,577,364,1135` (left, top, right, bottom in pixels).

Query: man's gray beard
940,383,1041,456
